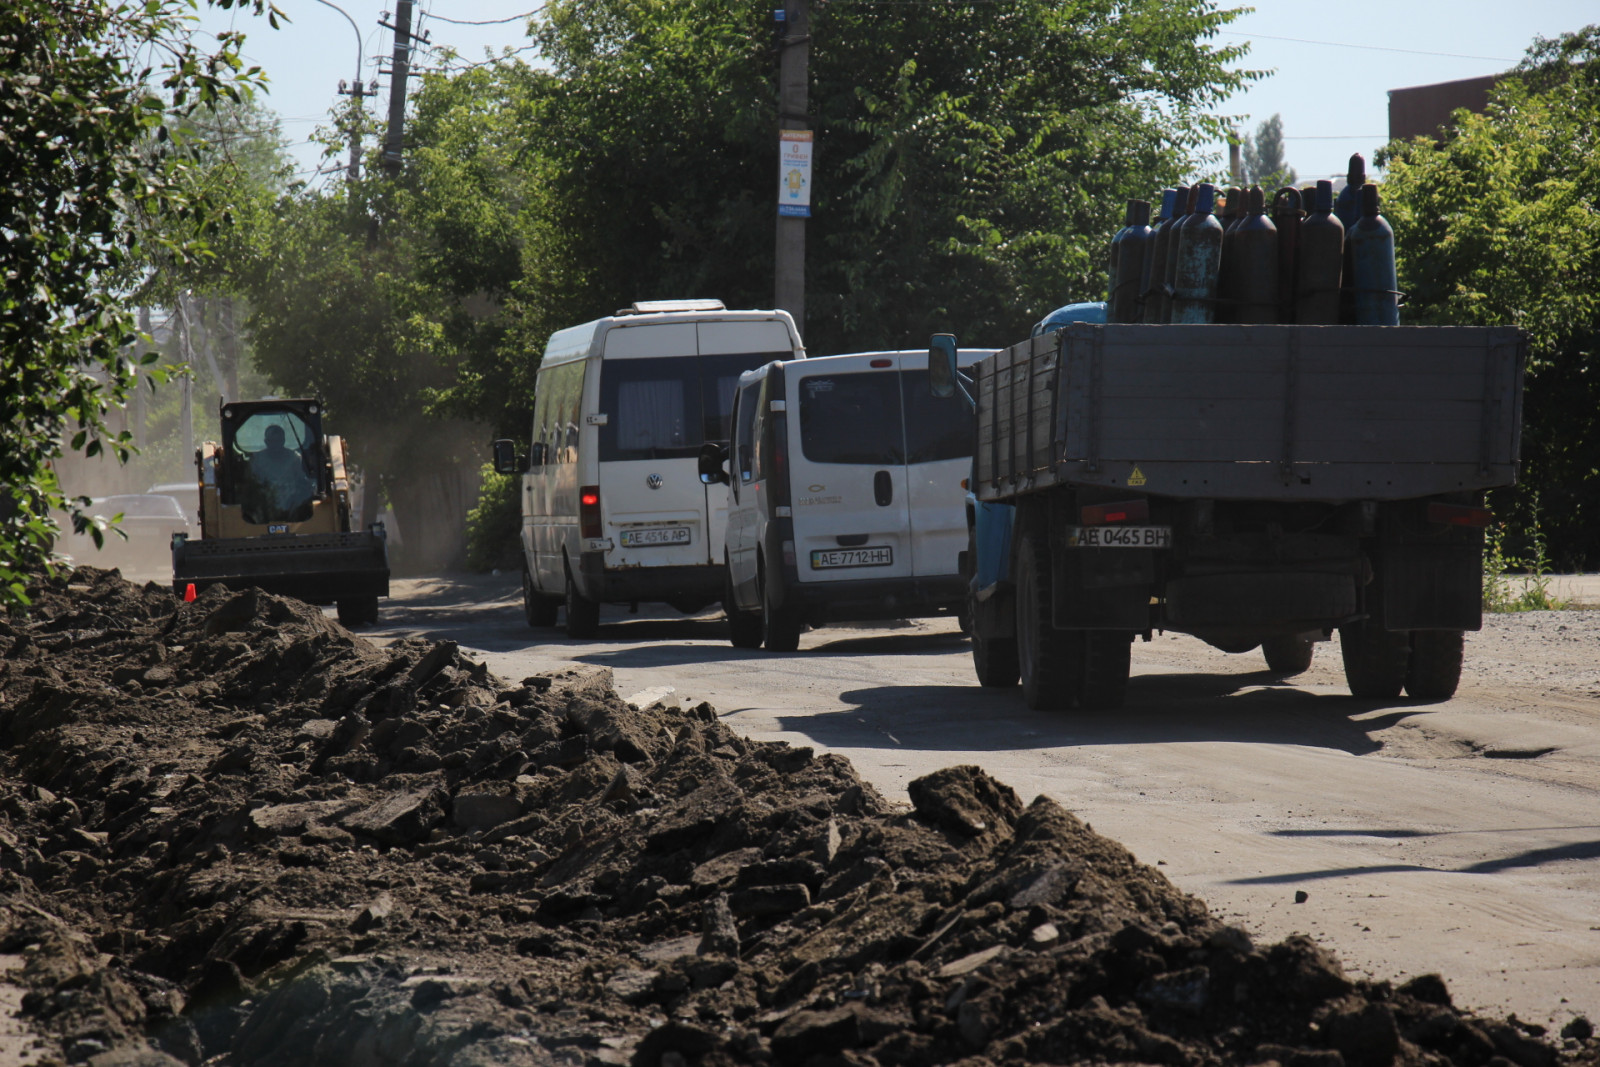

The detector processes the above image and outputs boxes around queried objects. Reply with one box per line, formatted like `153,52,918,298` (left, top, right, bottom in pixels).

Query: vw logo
646,473,664,490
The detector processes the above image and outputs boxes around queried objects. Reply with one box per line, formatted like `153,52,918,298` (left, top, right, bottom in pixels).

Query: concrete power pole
381,0,416,174
774,0,810,333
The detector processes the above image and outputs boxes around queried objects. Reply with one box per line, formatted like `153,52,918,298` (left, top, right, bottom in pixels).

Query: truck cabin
219,401,326,526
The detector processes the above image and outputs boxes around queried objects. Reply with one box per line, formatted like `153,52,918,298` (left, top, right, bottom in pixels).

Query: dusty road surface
372,572,1600,1034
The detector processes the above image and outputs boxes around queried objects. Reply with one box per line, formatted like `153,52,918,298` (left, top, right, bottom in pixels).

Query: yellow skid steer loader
171,398,389,626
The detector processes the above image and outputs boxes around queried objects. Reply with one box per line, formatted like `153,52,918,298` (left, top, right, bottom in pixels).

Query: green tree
1380,26,1600,568
1240,112,1296,188
0,0,273,607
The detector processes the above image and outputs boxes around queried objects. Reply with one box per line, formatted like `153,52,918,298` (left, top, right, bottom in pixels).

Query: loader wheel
724,571,763,650
1339,621,1409,699
1262,635,1315,675
337,597,379,628
970,597,1019,689
564,566,600,639
1405,630,1464,702
760,559,803,653
522,567,559,628
1014,527,1083,711
1081,631,1133,710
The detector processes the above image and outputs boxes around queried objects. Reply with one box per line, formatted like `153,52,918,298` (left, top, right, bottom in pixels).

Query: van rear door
787,356,915,584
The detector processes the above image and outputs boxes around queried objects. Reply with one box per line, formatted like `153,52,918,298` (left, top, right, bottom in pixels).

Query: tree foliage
1240,113,1296,189
1380,26,1600,567
0,0,272,607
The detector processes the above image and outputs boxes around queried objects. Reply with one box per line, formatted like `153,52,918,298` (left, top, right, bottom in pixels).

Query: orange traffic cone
184,583,196,602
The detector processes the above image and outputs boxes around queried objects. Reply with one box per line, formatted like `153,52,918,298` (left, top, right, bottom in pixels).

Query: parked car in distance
701,346,995,651
62,493,193,580
147,482,200,526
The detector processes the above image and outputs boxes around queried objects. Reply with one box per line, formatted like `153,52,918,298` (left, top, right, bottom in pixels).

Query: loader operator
242,422,315,524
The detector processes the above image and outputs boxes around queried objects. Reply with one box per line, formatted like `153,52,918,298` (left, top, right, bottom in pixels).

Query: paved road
365,572,1600,1032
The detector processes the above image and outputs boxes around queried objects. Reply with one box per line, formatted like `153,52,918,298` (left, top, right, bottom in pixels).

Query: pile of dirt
0,566,1594,1067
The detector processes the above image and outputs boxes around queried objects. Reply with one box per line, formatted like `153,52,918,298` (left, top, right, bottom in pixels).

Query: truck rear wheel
1405,630,1464,701
1262,635,1315,675
1339,622,1409,699
336,597,379,628
724,571,763,650
1015,528,1082,711
523,567,559,628
1081,631,1133,709
760,560,803,653
564,565,600,639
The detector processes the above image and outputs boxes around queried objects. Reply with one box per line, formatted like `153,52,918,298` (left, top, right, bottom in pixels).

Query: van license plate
811,546,893,569
620,527,691,547
1068,525,1171,548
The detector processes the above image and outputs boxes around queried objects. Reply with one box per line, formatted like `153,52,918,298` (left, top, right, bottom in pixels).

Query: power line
421,6,544,25
1222,31,1515,64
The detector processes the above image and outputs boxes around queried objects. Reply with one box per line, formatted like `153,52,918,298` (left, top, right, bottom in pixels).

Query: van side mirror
491,439,529,475
929,334,959,398
698,441,730,485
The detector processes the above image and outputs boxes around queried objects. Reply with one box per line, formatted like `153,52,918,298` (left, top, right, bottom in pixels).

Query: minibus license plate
1069,525,1171,548
620,527,691,547
811,546,893,569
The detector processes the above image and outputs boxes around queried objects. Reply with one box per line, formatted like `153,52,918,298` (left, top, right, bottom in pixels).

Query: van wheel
1262,635,1315,675
1405,630,1463,701
1015,527,1083,711
523,566,559,628
759,561,803,653
337,597,379,628
564,565,600,639
1081,631,1132,709
1339,621,1409,699
724,572,763,649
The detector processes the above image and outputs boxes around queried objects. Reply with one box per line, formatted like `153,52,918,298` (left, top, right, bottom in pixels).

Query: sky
198,0,1597,190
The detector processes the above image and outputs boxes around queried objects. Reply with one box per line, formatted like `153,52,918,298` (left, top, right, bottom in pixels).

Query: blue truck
932,320,1526,710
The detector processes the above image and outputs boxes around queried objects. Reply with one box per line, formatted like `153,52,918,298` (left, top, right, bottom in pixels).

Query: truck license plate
620,526,691,547
1068,525,1171,548
811,546,893,569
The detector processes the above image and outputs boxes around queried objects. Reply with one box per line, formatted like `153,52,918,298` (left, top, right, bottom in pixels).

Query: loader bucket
171,529,390,605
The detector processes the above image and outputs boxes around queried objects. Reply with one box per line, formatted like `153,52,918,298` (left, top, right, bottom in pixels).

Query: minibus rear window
798,371,904,465
599,353,781,462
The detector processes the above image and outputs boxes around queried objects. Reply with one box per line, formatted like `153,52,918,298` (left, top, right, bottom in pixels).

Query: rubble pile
0,567,1592,1067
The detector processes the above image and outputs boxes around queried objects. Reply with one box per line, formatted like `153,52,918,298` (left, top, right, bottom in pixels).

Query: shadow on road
767,671,1431,757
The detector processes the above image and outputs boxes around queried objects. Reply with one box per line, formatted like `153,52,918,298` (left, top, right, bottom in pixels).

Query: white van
493,300,805,637
702,347,994,651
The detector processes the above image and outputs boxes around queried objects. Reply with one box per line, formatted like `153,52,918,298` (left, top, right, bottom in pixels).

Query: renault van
702,347,994,651
492,300,805,637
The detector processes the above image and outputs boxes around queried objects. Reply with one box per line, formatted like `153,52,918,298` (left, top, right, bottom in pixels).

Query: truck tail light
580,486,602,539
1081,499,1149,526
1427,502,1492,528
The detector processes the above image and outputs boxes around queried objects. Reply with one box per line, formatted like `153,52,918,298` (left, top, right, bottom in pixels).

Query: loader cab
220,401,326,525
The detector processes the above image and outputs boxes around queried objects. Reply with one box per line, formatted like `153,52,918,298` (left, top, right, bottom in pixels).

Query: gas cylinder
1109,199,1152,323
1349,182,1399,326
1333,153,1366,229
1295,179,1344,324
1217,186,1245,323
1172,183,1224,324
1141,189,1179,324
1160,185,1196,323
1271,187,1304,324
1234,187,1279,323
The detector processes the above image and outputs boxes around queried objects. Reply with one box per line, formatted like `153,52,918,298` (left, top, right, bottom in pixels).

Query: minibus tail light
580,486,602,539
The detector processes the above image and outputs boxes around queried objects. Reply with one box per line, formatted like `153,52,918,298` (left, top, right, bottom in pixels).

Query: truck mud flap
1052,546,1153,630
1379,542,1482,631
1165,571,1355,629
172,531,390,605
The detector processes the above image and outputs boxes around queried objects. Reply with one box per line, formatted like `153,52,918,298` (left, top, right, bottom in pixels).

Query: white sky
199,0,1596,188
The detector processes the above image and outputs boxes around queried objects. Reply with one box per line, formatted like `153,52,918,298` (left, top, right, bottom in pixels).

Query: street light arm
313,0,363,86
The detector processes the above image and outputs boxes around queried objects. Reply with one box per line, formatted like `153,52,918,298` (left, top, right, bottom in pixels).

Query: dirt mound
0,567,1593,1066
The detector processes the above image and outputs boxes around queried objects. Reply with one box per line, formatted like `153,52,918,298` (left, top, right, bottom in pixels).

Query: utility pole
318,0,371,180
774,0,810,333
177,297,194,466
134,306,150,450
381,0,417,174
1229,129,1244,186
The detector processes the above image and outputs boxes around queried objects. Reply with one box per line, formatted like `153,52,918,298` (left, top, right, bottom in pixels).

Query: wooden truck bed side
974,324,1525,502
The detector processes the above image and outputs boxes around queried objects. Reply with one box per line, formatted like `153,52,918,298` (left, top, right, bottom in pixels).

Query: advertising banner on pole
777,130,813,217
